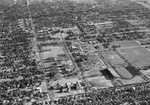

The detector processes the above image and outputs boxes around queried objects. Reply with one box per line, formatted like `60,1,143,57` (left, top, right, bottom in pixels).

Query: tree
47,69,59,79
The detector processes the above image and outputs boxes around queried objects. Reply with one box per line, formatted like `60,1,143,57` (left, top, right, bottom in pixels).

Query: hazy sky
1,0,150,6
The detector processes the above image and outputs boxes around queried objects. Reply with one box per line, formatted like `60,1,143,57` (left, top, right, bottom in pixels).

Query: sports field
101,51,134,79
117,76,146,85
102,51,127,67
115,67,133,79
118,47,150,69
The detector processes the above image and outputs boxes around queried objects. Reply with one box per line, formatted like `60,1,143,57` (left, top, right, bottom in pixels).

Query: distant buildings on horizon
15,0,28,6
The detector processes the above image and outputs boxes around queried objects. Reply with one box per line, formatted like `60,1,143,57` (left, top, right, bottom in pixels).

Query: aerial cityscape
1,0,150,105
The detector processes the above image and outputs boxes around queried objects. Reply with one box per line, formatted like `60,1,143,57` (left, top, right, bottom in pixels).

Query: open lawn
84,69,102,77
42,46,65,59
102,50,127,67
87,76,113,89
118,47,150,68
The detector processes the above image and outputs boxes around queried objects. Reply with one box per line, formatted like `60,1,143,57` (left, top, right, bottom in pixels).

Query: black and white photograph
0,0,150,105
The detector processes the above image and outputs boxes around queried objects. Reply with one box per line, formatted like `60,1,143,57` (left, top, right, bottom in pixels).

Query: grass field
42,46,65,59
118,47,150,68
84,69,102,77
87,76,113,89
102,50,127,67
